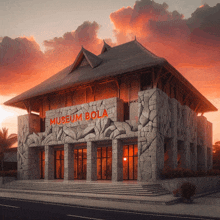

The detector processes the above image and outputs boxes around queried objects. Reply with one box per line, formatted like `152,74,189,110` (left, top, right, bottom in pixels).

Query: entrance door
54,150,64,179
74,149,87,180
123,144,138,180
97,147,112,180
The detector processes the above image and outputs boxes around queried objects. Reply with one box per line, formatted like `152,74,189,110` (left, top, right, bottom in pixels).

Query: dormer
71,47,102,72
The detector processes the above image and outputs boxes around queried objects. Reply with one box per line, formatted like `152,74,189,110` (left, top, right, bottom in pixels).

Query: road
0,197,218,220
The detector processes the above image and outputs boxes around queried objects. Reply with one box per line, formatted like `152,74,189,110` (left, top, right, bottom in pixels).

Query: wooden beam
153,67,169,88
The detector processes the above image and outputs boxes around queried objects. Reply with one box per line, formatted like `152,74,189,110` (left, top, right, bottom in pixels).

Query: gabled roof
5,40,165,110
4,39,217,113
71,47,102,71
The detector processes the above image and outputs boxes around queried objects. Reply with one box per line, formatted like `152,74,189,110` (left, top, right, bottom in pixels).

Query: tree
0,128,17,171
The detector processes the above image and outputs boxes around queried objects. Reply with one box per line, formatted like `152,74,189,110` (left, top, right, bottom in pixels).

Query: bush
0,170,17,177
207,169,220,176
161,167,194,179
161,168,220,179
180,182,196,200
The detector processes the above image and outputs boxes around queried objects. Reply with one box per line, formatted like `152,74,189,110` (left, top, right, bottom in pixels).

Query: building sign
50,109,108,125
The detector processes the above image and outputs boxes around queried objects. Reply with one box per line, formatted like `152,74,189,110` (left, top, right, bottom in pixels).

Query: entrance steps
2,180,171,197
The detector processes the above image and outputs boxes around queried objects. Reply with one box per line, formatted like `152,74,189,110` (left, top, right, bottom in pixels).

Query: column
197,116,208,171
207,147,212,170
191,143,197,171
112,139,123,182
28,147,41,179
64,144,74,180
17,114,40,180
167,99,178,169
182,107,191,169
44,145,54,180
87,142,97,181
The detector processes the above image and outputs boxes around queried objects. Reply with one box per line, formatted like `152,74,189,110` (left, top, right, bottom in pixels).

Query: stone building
4,40,217,182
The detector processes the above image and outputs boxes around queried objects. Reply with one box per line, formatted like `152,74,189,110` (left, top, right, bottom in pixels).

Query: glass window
123,144,138,180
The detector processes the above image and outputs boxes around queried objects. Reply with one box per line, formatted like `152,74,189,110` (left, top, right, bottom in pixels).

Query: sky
0,0,220,143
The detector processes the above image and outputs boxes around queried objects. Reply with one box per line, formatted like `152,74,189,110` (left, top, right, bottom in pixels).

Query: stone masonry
138,88,212,181
17,90,213,181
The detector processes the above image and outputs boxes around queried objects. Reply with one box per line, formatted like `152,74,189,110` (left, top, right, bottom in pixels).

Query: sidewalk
0,187,220,219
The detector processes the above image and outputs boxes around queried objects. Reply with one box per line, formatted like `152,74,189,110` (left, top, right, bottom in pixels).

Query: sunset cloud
0,36,45,95
0,1,220,100
110,0,220,98
0,21,105,96
43,21,105,71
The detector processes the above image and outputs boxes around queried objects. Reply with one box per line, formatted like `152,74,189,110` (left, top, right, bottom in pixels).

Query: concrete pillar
87,142,97,181
190,143,197,171
197,116,208,171
45,145,54,180
167,99,178,169
112,139,123,182
181,107,191,169
207,147,212,170
181,141,191,169
28,147,41,179
197,144,207,171
206,121,213,170
17,114,41,180
64,144,74,180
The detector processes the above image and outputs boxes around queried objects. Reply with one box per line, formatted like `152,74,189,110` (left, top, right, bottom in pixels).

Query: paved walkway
0,180,220,219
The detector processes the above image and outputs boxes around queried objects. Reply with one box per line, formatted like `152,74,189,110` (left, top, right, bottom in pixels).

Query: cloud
0,21,107,96
0,36,45,95
43,21,104,68
110,0,220,98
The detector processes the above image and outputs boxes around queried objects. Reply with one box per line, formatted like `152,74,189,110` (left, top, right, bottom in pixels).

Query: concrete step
3,180,171,197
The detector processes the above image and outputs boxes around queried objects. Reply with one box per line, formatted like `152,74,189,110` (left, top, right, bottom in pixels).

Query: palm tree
0,128,17,171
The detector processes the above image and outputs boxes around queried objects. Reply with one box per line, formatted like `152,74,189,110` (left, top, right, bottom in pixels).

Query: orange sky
1,1,220,143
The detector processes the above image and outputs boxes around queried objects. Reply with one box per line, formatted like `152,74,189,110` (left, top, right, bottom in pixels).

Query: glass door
123,144,138,180
97,147,112,180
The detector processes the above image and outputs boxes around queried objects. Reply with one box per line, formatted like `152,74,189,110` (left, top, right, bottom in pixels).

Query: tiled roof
4,39,217,112
5,40,165,107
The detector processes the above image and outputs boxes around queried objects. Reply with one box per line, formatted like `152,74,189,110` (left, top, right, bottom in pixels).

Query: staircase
2,180,171,197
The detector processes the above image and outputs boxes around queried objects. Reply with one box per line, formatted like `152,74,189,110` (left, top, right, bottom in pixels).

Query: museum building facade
5,40,217,182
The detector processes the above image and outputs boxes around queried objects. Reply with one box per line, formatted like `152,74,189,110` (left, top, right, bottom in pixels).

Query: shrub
180,182,196,200
0,170,17,177
161,168,220,179
207,169,220,176
161,168,195,179
195,170,207,177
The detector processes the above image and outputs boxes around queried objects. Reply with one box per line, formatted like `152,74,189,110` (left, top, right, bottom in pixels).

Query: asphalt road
0,197,218,220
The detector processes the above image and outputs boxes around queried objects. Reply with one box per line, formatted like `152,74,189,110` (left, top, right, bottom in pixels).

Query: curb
0,188,172,205
165,189,220,205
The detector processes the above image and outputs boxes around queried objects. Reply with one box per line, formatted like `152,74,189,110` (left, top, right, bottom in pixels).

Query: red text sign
50,109,108,125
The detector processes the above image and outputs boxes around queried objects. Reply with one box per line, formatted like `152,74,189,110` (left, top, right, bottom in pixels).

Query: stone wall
138,89,172,181
138,88,212,182
17,114,41,180
25,97,137,147
17,89,213,181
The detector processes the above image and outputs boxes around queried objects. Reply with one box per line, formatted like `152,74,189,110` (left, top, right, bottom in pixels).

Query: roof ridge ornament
101,40,112,54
